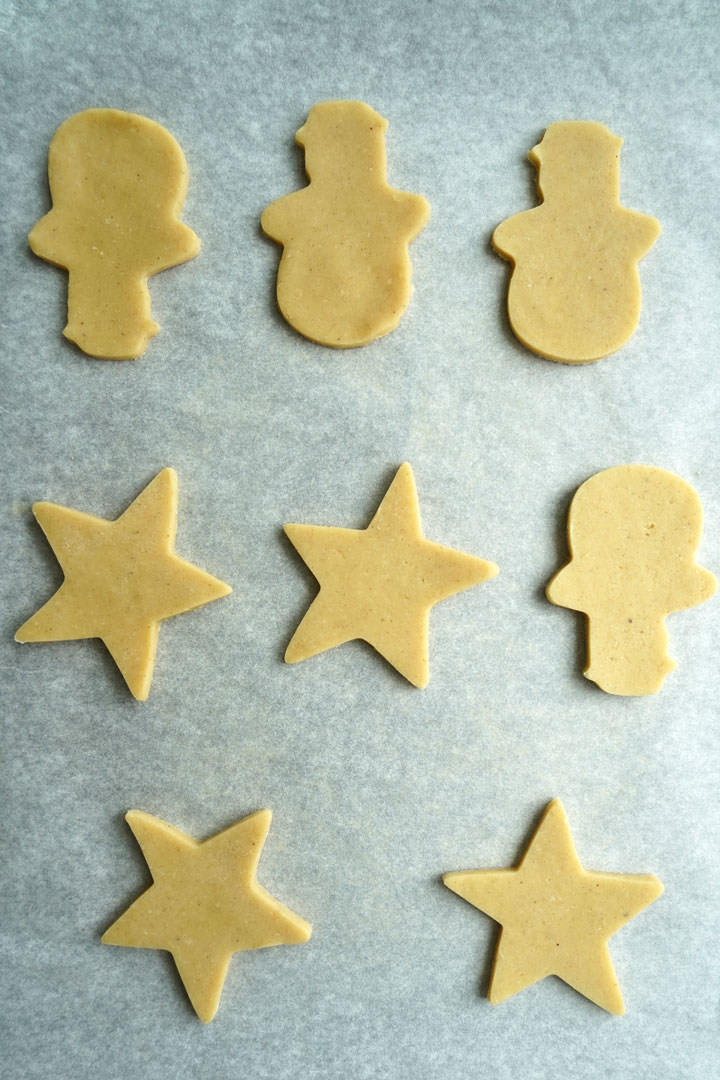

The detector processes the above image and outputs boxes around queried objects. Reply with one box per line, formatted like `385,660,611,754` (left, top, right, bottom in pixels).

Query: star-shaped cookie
284,463,498,686
444,799,663,1014
15,468,231,699
102,809,311,1022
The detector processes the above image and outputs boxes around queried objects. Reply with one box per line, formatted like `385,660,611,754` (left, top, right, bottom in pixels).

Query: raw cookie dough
261,100,430,347
284,462,497,687
493,121,660,363
102,809,311,1023
30,108,200,359
444,799,663,1015
547,465,716,695
15,468,231,700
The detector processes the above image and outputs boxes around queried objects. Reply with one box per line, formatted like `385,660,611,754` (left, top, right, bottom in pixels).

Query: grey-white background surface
1,1,718,1077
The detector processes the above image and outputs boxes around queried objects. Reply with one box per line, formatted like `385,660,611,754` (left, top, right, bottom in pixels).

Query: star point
284,463,497,686
15,468,231,700
102,809,311,1023
444,799,663,1014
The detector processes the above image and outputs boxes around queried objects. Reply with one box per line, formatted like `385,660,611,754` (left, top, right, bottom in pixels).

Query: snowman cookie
493,121,660,363
262,100,430,348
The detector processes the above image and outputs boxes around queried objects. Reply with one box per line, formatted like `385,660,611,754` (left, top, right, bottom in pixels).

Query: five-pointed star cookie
102,809,311,1023
284,463,498,687
15,468,231,700
444,799,663,1014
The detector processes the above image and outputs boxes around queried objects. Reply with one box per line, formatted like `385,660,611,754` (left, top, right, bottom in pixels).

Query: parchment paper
1,1,718,1077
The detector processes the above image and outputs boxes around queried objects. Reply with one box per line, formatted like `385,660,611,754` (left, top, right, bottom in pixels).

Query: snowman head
296,100,389,183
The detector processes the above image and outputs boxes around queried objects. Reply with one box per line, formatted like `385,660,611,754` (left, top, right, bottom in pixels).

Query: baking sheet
1,1,718,1077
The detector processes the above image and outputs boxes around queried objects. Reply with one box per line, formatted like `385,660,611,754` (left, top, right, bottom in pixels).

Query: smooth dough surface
547,465,716,695
493,121,660,363
444,799,663,1015
102,810,311,1023
29,108,200,359
284,462,497,687
261,100,430,347
15,468,231,700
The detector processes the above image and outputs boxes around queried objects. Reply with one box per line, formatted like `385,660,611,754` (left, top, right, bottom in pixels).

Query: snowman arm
391,190,430,242
622,209,661,259
261,193,300,244
491,212,531,261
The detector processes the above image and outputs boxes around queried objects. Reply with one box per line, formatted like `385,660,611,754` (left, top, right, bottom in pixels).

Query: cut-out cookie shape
261,100,430,347
102,809,311,1023
444,799,663,1015
284,463,497,686
547,465,716,695
30,108,200,359
15,469,231,700
493,121,660,362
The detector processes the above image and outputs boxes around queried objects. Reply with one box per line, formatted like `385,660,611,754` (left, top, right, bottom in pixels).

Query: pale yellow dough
547,465,716,696
444,799,663,1015
15,469,231,700
261,100,430,347
30,108,200,359
284,463,497,687
102,810,311,1023
493,121,660,363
